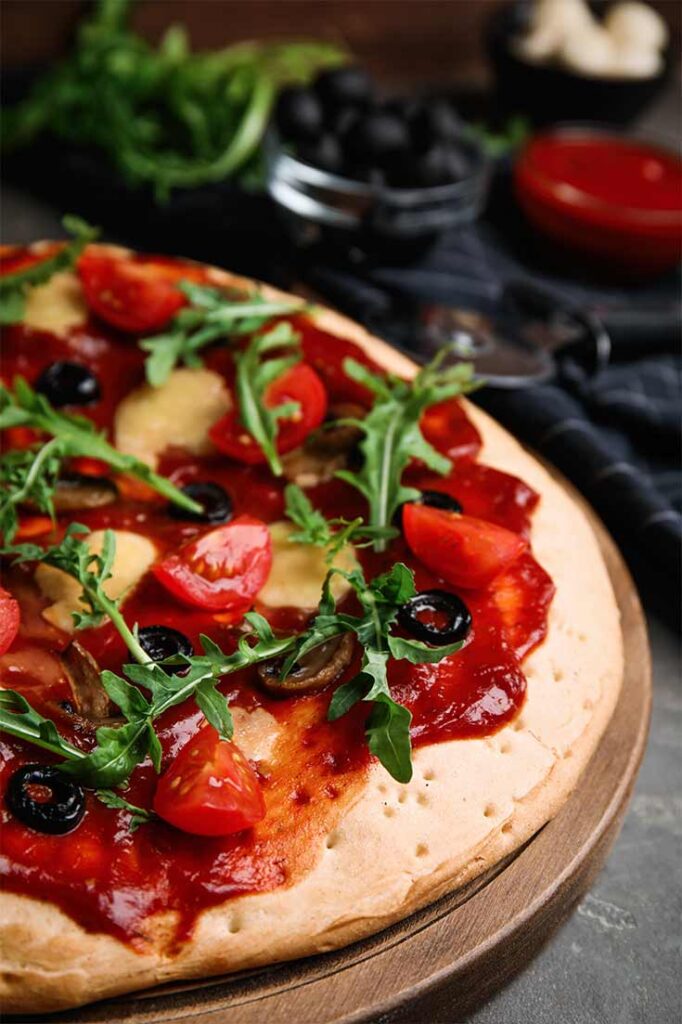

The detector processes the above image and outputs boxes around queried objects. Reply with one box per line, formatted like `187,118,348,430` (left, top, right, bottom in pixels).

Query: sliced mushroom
257,633,354,697
62,640,115,721
52,473,119,512
282,403,365,486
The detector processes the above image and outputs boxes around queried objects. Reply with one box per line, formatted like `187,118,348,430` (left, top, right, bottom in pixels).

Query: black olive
296,134,343,174
35,361,100,408
344,112,411,168
275,86,324,142
416,490,463,515
138,625,194,664
315,66,374,111
167,481,233,524
6,764,86,835
397,590,472,646
411,101,462,151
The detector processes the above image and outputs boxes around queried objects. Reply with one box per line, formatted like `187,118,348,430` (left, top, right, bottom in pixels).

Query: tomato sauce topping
0,249,554,948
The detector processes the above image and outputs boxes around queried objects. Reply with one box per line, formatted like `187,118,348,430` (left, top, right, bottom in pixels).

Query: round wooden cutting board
30,470,650,1024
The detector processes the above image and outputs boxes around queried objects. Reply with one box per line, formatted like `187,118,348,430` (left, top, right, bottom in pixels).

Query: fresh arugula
95,790,155,832
284,483,394,561
0,215,98,325
0,690,87,763
233,321,302,476
0,377,201,540
336,354,477,551
139,282,304,387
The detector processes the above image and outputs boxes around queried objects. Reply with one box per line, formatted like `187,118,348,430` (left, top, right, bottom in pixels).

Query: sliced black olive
52,473,119,512
275,86,324,142
257,633,354,696
416,489,463,515
397,589,471,646
6,764,86,835
315,66,374,111
167,482,232,524
138,625,194,664
35,361,100,408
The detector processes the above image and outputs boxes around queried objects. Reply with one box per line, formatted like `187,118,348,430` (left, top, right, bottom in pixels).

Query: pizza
0,234,623,1013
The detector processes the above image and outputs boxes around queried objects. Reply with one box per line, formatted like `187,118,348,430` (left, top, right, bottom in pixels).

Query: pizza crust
0,253,623,1013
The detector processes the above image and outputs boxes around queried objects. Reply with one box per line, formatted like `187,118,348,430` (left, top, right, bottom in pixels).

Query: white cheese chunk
231,707,280,764
35,530,157,633
257,521,357,610
22,271,87,335
114,368,231,469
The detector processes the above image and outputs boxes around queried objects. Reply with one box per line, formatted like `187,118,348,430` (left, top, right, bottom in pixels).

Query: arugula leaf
336,354,477,551
95,790,154,832
0,215,98,325
284,483,393,561
0,377,201,538
0,690,86,762
140,281,304,387
234,321,302,475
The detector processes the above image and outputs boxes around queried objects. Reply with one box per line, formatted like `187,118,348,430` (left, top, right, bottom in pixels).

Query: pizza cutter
415,281,682,389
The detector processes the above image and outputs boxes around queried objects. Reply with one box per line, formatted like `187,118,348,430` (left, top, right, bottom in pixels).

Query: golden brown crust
0,250,623,1012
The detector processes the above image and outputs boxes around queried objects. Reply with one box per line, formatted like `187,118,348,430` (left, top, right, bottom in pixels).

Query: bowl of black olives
266,66,490,252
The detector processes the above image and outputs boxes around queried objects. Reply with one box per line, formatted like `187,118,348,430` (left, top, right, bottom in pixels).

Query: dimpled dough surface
0,255,623,1013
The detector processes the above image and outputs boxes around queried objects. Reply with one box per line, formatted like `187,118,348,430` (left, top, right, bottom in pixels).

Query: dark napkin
300,211,682,625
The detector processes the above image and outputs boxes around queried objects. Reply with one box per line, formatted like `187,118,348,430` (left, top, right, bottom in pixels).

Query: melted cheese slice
231,707,280,764
23,271,87,335
114,368,231,469
257,521,357,610
35,530,157,633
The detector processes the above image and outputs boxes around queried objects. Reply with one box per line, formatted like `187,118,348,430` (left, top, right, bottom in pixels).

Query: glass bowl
264,128,491,256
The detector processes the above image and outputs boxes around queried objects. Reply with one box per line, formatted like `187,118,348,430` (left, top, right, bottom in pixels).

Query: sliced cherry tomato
15,516,53,540
0,586,20,654
152,515,272,611
153,725,266,836
78,252,189,333
209,363,327,464
403,503,528,590
420,397,482,462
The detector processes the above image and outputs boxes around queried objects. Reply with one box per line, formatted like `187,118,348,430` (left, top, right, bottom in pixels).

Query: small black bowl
487,2,670,127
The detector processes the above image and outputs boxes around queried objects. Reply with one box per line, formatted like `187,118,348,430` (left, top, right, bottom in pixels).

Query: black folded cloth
301,214,682,625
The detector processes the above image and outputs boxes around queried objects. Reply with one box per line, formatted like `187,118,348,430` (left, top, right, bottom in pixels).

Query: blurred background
1,3,681,1022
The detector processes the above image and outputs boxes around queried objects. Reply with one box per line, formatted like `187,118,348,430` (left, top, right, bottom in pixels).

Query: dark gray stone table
1,89,679,1021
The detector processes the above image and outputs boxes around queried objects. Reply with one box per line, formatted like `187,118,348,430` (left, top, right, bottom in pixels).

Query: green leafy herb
284,483,394,561
0,377,201,540
95,789,155,832
0,690,86,763
2,0,346,200
336,354,477,551
234,321,302,476
0,215,98,325
140,281,303,386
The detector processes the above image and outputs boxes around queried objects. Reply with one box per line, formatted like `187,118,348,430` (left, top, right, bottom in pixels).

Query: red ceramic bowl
514,127,682,277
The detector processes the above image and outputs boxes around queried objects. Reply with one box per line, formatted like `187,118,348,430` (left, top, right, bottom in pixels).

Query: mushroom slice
257,633,354,697
62,640,114,721
52,473,119,512
282,403,365,487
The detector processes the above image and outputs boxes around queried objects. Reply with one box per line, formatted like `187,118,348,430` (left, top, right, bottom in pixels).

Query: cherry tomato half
0,586,20,655
154,725,266,836
78,252,190,333
152,515,272,611
209,363,327,464
403,503,528,590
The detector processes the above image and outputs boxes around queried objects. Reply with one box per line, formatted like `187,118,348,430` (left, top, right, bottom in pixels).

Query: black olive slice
6,764,86,835
416,489,463,515
167,482,233,524
397,589,471,646
35,361,101,408
138,625,194,664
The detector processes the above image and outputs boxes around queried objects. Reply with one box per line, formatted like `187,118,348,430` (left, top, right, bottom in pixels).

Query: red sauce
515,130,682,275
0,249,555,949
